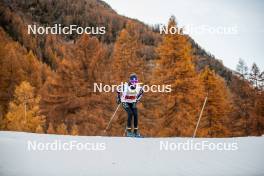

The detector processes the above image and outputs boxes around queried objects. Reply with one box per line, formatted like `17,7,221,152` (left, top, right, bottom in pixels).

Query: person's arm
116,91,121,104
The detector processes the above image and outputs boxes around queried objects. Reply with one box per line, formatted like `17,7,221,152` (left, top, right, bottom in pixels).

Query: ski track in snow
0,131,264,176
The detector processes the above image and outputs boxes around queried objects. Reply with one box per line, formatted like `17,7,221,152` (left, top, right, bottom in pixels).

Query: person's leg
122,102,132,133
130,103,138,135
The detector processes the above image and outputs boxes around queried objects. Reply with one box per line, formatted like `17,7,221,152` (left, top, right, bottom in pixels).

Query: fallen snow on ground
0,131,263,176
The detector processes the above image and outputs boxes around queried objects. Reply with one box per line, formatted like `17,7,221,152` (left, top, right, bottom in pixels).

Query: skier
116,73,143,137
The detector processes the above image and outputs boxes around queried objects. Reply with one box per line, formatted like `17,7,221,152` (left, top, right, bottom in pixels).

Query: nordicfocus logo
159,140,239,151
27,140,106,151
159,24,238,35
93,82,172,93
28,24,106,35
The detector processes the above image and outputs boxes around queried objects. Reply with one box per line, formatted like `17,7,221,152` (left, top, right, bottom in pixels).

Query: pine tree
198,67,232,137
56,123,68,135
4,81,45,132
155,16,204,137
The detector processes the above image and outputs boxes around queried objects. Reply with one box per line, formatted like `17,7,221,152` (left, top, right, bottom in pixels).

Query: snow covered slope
0,131,263,176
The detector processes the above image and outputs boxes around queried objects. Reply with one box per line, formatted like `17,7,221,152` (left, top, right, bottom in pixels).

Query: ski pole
104,104,121,133
193,96,208,138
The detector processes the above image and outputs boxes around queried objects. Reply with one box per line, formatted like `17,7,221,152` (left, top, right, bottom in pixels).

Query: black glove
116,97,121,104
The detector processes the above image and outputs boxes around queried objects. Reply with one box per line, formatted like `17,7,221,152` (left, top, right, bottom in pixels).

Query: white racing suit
117,82,143,132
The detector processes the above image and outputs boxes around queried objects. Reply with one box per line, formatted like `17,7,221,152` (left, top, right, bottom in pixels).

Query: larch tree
260,71,264,90
249,63,261,89
41,35,108,136
248,63,264,135
232,60,262,135
0,43,23,115
254,91,264,135
111,21,144,84
230,76,256,136
70,124,79,136
236,58,248,80
35,124,44,133
0,29,45,123
4,81,45,132
107,22,146,136
154,16,204,137
56,123,68,135
198,67,232,137
47,122,56,134
23,50,42,89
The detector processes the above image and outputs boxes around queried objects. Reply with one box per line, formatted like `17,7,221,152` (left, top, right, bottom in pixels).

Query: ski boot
126,128,133,137
133,128,141,137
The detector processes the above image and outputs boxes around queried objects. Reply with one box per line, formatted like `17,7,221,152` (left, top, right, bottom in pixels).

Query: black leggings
122,102,138,129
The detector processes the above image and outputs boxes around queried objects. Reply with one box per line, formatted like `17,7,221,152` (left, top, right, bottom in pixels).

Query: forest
0,0,263,137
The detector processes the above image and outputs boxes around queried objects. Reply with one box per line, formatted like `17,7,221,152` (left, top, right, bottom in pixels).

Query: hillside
0,0,263,137
0,0,230,75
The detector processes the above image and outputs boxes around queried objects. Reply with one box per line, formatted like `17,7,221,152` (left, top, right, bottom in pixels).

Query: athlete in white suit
117,73,143,137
